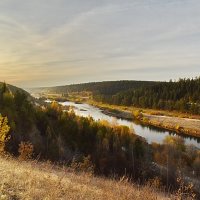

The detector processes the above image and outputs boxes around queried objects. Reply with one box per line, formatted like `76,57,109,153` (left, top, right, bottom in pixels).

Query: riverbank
88,101,200,138
101,107,133,120
142,114,200,137
36,94,200,138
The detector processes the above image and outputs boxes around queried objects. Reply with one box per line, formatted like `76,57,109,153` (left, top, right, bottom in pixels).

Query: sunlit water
55,101,200,148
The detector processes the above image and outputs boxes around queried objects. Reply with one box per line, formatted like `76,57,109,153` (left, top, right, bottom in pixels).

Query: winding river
58,101,200,148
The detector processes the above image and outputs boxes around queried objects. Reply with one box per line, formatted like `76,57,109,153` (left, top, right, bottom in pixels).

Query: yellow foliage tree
51,101,60,111
0,115,10,153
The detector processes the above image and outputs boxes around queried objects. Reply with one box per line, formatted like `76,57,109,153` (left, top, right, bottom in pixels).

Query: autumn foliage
18,141,34,160
0,115,10,153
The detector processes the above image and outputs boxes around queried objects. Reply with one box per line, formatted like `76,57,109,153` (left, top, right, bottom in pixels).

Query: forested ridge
94,78,200,114
34,80,158,95
1,82,200,197
0,82,30,97
34,78,200,114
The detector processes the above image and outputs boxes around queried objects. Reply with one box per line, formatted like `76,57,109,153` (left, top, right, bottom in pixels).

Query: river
58,101,200,148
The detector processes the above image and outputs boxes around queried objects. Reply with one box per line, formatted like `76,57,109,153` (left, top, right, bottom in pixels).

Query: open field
0,156,170,200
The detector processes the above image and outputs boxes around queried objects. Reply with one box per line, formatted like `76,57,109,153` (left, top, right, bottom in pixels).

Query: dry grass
0,156,170,200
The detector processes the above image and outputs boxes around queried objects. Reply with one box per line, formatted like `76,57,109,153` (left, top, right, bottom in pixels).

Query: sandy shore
143,113,200,137
96,104,200,138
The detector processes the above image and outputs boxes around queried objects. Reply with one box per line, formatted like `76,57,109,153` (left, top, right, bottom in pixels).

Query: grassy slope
0,156,169,200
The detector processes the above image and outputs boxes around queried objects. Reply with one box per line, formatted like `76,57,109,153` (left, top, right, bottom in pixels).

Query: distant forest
41,78,200,115
40,80,158,95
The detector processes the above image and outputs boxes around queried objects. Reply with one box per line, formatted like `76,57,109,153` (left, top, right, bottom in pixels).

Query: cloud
0,0,200,87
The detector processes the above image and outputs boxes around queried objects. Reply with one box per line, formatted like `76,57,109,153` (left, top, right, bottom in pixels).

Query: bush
70,155,94,174
0,115,10,153
133,110,143,119
18,141,34,160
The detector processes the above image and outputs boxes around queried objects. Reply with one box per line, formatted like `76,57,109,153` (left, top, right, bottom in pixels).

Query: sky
0,0,200,88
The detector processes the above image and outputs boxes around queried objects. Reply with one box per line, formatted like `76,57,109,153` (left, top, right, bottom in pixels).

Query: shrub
146,177,162,189
175,173,196,200
18,141,34,160
0,115,10,153
133,110,143,119
70,155,94,174
142,117,149,123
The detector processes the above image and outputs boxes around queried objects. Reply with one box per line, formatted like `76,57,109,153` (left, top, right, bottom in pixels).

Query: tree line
36,80,157,95
36,78,200,114
93,78,200,114
0,82,149,179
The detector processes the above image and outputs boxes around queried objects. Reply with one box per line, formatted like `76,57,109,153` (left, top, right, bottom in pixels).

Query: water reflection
59,101,200,148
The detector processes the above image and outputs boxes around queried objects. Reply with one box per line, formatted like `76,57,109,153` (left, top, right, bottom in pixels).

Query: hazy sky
0,0,200,87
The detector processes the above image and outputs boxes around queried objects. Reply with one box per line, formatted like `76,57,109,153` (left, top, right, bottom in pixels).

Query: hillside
92,78,200,115
30,78,200,115
0,156,169,200
0,82,30,97
30,80,158,95
1,82,199,199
